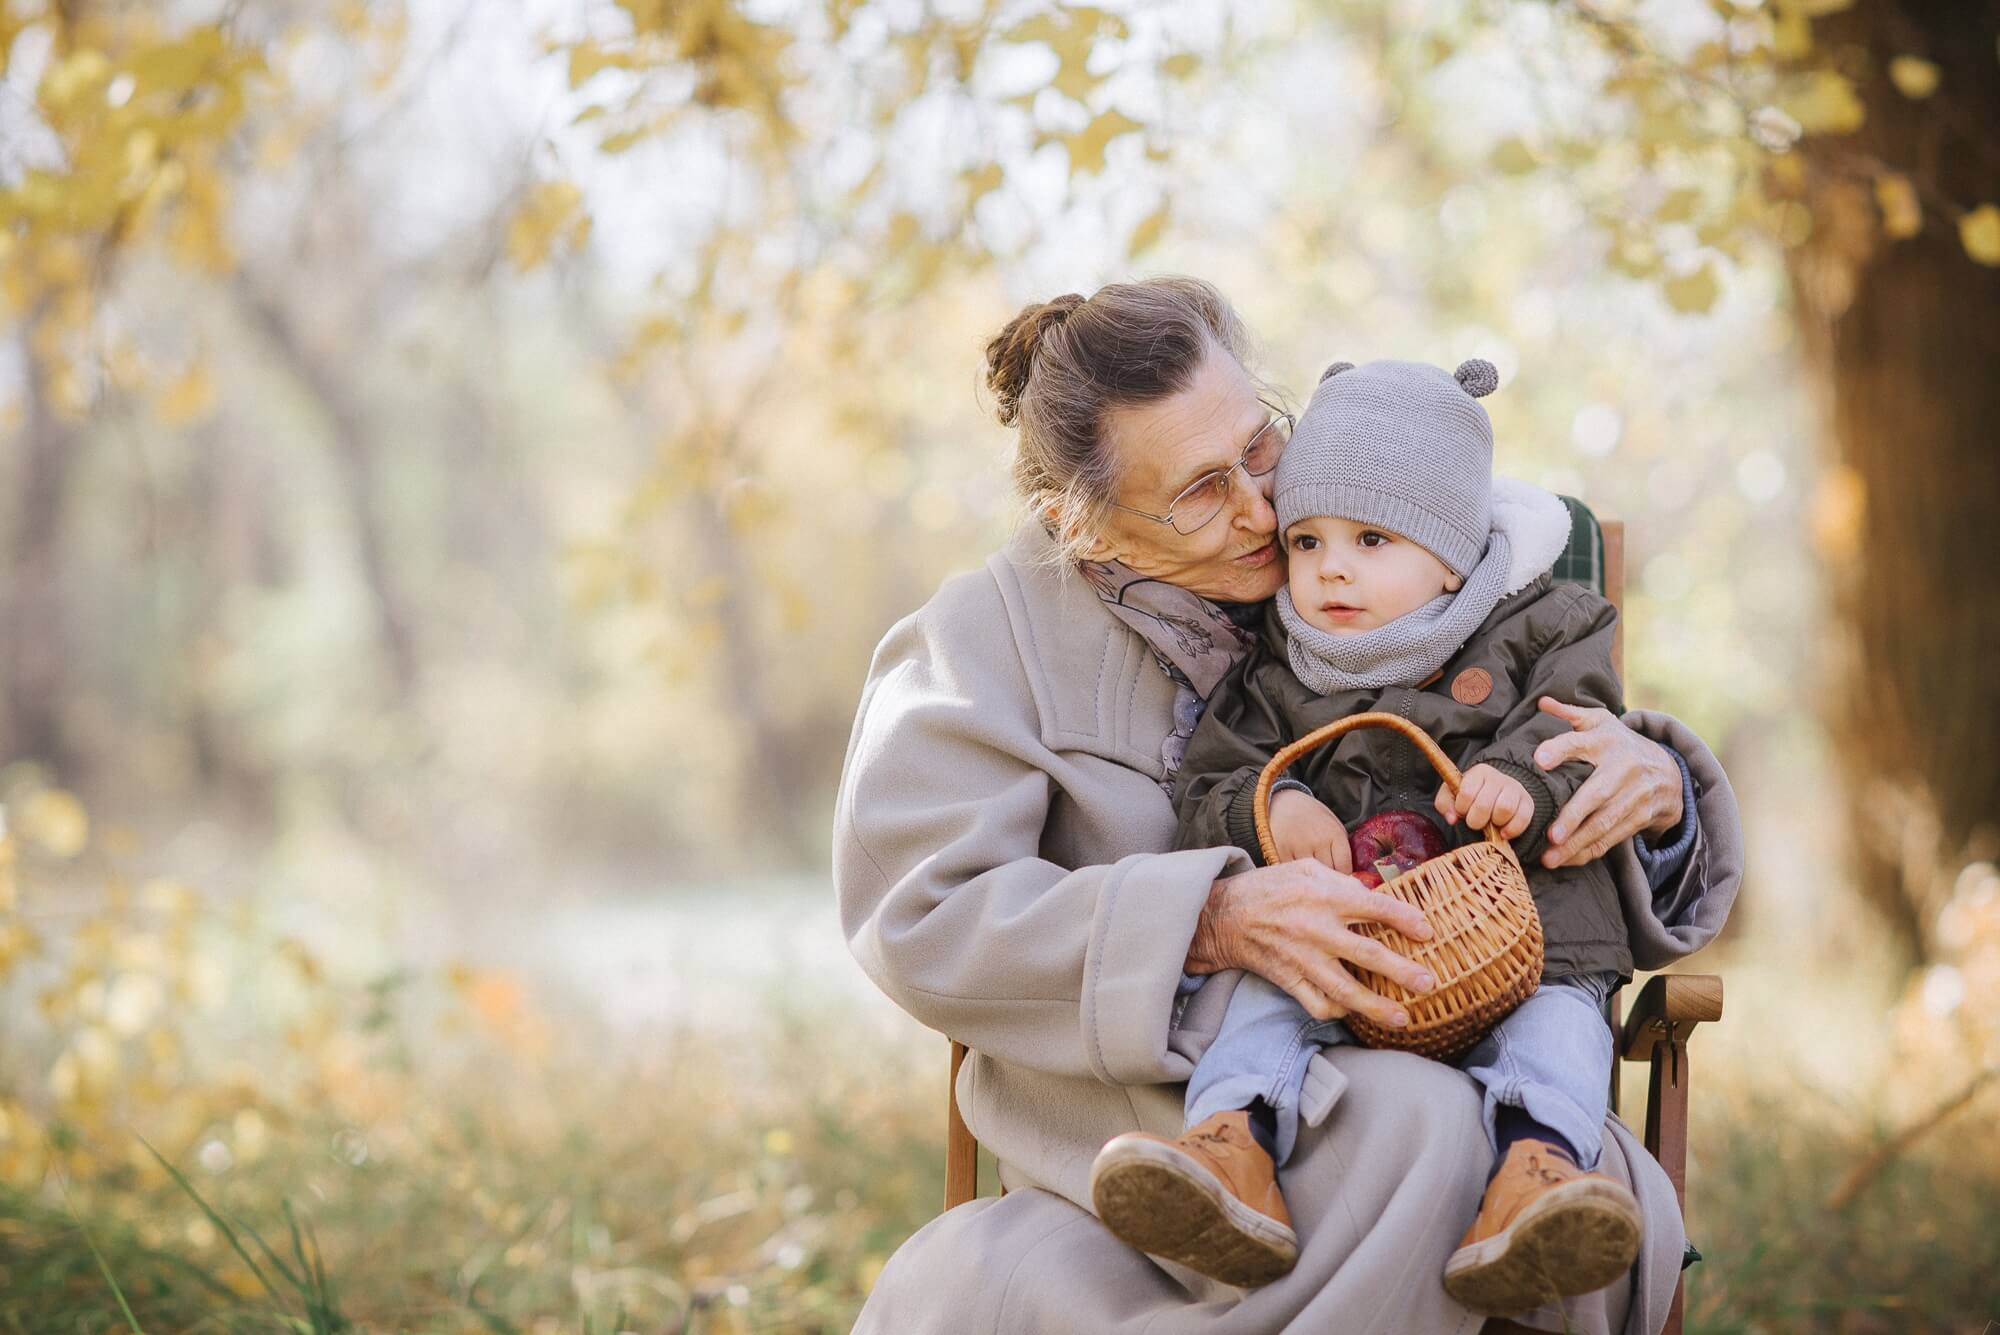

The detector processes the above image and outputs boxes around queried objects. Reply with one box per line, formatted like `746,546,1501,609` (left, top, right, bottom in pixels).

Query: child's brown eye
1360,531,1388,548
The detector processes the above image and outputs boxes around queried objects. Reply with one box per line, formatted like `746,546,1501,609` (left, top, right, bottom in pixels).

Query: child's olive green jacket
1174,574,1633,981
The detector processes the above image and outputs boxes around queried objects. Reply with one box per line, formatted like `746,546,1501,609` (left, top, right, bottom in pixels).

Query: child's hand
1269,788,1353,872
1434,764,1534,840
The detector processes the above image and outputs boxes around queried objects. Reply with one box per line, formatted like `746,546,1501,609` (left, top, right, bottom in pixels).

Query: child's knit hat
1273,358,1500,578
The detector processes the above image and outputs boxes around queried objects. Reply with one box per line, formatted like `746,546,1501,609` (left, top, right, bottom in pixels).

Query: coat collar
990,525,1179,779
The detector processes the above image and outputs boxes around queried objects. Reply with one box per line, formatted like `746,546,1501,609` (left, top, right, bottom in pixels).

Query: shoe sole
1089,1135,1299,1288
1442,1178,1642,1315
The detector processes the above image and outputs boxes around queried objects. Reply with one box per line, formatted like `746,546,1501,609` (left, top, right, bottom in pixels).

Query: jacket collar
1491,478,1574,595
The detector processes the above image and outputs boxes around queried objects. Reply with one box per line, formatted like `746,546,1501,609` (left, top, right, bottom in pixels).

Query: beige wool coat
834,526,1743,1335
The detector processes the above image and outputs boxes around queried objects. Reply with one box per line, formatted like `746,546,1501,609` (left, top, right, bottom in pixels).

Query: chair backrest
944,499,1627,1208
1552,495,1623,678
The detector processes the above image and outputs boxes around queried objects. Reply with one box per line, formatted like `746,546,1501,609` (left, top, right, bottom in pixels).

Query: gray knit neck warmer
1276,528,1513,691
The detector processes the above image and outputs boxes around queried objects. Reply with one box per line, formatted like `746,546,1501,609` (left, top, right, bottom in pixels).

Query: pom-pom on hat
1275,358,1500,577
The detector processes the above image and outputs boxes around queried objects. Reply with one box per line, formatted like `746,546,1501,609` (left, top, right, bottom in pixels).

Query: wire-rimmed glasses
1110,408,1293,535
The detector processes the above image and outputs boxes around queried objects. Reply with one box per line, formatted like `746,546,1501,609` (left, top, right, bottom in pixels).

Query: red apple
1348,809,1448,888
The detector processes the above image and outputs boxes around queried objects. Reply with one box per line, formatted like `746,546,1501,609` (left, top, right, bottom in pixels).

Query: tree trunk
237,282,422,698
180,423,278,822
3,321,77,773
1786,3,2000,966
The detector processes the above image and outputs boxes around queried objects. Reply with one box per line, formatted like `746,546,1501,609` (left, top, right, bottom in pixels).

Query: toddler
1090,358,1645,1316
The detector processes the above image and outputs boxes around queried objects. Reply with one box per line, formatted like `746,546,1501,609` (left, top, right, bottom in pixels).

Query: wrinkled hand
1269,789,1353,872
1532,696,1685,869
1434,763,1533,840
1186,861,1437,1028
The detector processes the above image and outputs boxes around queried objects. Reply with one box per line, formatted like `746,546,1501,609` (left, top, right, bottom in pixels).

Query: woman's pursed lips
1234,542,1277,566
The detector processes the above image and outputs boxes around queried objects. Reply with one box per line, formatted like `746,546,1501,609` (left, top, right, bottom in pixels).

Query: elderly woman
833,277,1739,1334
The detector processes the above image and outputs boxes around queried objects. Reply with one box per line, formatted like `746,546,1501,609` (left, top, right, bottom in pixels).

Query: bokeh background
3,0,1997,1329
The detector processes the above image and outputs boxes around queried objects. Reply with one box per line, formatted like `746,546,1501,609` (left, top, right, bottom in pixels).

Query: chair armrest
1618,974,1723,1062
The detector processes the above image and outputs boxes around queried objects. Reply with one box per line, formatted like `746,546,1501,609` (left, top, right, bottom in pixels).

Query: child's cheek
1286,554,1311,601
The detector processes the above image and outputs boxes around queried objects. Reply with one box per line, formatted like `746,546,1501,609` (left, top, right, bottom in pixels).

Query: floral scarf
1078,559,1259,791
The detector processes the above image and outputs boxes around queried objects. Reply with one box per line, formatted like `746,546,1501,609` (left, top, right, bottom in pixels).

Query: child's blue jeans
1182,969,1619,1170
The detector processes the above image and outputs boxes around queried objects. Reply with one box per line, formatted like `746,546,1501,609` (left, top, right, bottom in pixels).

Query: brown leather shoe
1443,1138,1642,1315
1089,1109,1298,1287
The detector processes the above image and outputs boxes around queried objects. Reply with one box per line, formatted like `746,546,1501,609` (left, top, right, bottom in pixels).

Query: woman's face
1085,347,1286,604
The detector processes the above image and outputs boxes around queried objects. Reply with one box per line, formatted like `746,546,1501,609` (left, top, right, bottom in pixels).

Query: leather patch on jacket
1451,667,1494,705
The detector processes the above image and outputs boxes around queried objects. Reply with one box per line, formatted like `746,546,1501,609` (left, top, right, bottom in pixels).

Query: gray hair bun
1453,359,1499,397
1319,360,1355,383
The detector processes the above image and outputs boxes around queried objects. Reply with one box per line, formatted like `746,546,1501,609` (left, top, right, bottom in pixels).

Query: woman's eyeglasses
1111,409,1293,535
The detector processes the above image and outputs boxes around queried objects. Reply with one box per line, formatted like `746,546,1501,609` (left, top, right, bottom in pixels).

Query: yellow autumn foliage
1886,55,1940,101
18,789,88,860
1873,173,1922,240
1959,204,2000,267
505,180,592,273
1780,70,1866,136
1040,108,1145,176
1,11,263,415
154,362,218,426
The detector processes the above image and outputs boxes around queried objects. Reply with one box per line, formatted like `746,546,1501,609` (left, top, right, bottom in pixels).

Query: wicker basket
1252,711,1544,1062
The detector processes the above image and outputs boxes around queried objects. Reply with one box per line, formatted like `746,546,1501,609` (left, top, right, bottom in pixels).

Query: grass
3,1182,247,1332
1,1019,946,1333
9,1038,1997,1333
4,877,1996,1332
1682,1083,2000,1332
139,1143,348,1333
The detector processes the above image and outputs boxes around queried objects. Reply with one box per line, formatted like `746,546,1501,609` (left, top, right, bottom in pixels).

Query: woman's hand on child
1269,789,1353,872
1531,696,1686,868
1434,764,1533,839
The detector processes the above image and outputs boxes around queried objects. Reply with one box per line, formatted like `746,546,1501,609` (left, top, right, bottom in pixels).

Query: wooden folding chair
940,507,1723,1335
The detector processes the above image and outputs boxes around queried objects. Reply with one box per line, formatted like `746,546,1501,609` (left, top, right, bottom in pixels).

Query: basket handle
1252,710,1507,866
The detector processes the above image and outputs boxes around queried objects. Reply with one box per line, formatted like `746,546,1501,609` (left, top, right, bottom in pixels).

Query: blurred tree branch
1827,1062,1999,1212
234,277,422,698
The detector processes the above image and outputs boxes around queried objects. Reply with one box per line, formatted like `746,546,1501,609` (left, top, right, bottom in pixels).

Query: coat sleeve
1470,586,1625,859
1610,709,1744,970
833,571,1248,1087
1171,657,1294,865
